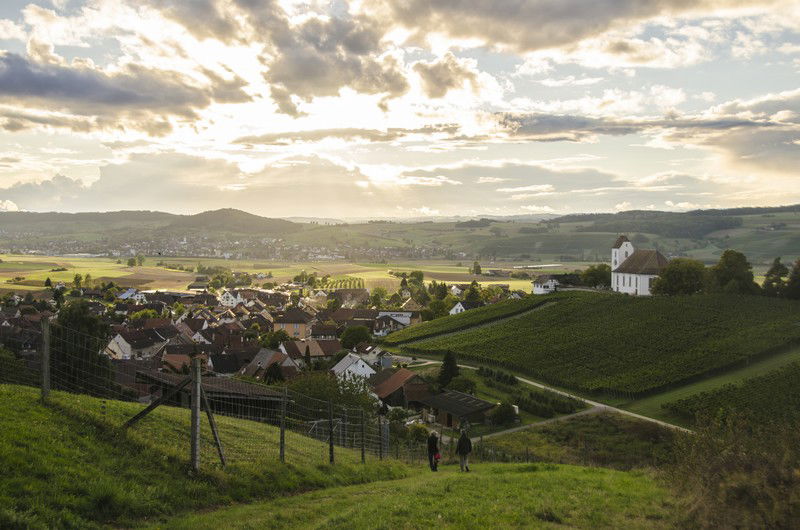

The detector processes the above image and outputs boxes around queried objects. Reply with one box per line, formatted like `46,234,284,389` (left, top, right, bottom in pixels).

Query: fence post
279,387,287,464
360,408,366,464
378,417,383,460
40,318,50,402
190,356,201,473
328,400,334,465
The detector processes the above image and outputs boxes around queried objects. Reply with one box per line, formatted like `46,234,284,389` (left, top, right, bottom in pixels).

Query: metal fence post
280,387,287,464
40,319,50,402
328,400,334,464
360,408,366,464
190,356,201,473
378,417,383,460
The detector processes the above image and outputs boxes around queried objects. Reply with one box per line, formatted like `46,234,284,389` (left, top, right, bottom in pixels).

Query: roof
330,353,371,376
419,390,495,418
373,368,418,399
273,307,313,324
613,249,669,275
135,370,281,399
400,298,422,311
612,235,630,249
455,301,484,310
282,339,343,359
118,329,165,349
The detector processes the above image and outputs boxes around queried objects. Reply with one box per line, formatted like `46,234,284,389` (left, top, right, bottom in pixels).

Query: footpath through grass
0,385,408,529
158,463,676,529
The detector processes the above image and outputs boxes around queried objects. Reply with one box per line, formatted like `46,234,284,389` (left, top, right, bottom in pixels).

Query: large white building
611,235,669,296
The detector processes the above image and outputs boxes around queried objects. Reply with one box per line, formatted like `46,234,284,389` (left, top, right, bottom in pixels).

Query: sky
0,0,798,219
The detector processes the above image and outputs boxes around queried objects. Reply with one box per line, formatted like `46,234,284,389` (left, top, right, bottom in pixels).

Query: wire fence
0,320,412,472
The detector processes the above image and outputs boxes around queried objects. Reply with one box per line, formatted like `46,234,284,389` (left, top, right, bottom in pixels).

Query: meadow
0,385,407,528
403,292,800,397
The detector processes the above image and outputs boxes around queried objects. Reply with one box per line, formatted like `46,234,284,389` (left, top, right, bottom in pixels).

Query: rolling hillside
401,292,800,397
0,385,406,528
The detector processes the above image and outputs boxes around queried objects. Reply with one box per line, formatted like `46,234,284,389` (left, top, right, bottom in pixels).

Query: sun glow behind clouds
0,0,797,216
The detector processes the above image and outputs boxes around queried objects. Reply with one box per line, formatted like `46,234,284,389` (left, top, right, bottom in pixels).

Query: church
611,235,669,296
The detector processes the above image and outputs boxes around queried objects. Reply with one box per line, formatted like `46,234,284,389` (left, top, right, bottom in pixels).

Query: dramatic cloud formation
0,0,797,216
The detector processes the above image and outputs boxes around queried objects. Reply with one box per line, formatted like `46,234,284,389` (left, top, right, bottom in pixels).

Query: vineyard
382,295,549,345
662,362,800,423
318,276,365,290
403,292,800,398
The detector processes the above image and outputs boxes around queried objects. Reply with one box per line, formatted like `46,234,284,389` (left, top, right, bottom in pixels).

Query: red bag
435,453,441,460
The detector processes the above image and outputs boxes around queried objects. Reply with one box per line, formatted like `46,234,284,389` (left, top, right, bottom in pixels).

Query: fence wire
0,320,421,471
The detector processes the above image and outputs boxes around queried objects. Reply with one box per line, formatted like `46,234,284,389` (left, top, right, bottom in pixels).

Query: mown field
403,292,800,397
662,362,800,423
383,295,551,345
0,385,407,528
158,463,676,529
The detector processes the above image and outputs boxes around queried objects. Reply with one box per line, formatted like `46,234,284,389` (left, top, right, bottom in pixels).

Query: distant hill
166,208,300,235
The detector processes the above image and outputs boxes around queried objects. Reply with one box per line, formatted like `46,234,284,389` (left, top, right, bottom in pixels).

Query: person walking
427,431,439,472
456,430,472,472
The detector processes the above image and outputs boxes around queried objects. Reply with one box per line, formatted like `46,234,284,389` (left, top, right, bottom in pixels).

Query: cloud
0,199,18,211
0,52,250,135
413,52,479,98
234,124,460,146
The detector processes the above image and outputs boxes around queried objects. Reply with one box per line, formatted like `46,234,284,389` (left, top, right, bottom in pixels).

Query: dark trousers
428,452,438,471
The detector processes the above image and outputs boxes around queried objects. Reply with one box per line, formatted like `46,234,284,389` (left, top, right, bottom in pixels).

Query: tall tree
472,261,482,275
465,282,482,303
44,277,52,288
762,257,790,297
304,344,312,368
652,258,708,295
785,259,800,300
711,250,759,294
438,351,460,388
73,273,82,289
340,325,371,349
581,263,612,288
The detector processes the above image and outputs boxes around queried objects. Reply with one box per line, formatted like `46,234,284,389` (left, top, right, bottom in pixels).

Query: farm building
611,235,669,296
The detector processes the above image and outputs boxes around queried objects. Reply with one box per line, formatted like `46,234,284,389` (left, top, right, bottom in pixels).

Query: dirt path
470,406,605,443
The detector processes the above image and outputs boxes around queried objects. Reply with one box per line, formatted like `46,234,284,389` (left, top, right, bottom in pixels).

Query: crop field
383,295,550,345
404,292,800,397
662,362,800,423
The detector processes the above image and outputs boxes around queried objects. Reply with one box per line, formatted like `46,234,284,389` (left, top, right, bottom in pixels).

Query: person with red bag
427,431,439,472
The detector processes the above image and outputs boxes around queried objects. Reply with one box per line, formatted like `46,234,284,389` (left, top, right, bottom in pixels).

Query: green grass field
404,292,800,396
0,385,407,528
157,463,676,529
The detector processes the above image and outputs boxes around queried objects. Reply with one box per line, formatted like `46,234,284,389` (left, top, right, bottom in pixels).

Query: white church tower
611,235,635,271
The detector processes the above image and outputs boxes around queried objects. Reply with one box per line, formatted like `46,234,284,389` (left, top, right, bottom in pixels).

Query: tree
447,375,476,394
73,273,82,289
652,258,708,295
129,309,158,324
763,257,790,297
326,297,341,311
260,329,291,349
426,299,449,320
284,371,376,412
304,345,312,367
264,362,284,384
83,273,92,287
472,261,482,275
52,288,65,308
127,257,136,267
581,264,611,288
438,351,459,388
370,287,387,308
464,282,482,303
340,325,371,349
489,402,517,425
785,259,800,300
409,271,424,285
136,255,145,266
711,250,759,294
44,277,52,287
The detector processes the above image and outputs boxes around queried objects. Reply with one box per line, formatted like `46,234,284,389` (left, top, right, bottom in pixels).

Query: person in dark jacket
427,431,439,472
456,430,472,472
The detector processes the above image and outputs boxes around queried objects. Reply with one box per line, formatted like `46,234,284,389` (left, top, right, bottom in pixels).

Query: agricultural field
661,362,800,424
481,412,676,471
403,292,800,397
383,296,551,345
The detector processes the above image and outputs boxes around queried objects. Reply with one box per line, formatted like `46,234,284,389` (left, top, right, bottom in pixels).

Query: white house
219,289,244,308
104,329,167,360
132,291,148,304
117,288,138,300
611,235,669,296
449,301,485,315
330,353,376,380
532,275,559,295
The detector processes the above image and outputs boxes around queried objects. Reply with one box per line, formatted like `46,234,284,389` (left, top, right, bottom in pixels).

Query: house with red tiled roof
371,368,431,408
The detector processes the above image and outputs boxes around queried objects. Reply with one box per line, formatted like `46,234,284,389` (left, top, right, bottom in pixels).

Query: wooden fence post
378,417,383,460
40,319,50,402
190,356,201,473
328,400,334,464
279,387,287,464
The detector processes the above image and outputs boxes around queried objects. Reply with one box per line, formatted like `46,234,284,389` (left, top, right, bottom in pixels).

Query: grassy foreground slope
160,463,676,529
383,296,551,345
0,385,407,529
405,292,800,396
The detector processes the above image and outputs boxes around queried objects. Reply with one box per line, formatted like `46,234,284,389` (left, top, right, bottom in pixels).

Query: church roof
613,249,669,275
612,235,630,249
